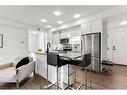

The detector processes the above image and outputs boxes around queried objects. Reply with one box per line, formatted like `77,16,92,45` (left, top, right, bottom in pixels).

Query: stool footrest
44,81,69,90
44,83,55,89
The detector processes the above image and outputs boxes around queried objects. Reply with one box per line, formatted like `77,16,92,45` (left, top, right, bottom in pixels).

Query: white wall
52,31,60,47
28,31,47,52
107,12,127,65
108,28,127,65
107,31,113,61
28,33,39,52
0,24,28,58
0,16,33,30
38,32,46,51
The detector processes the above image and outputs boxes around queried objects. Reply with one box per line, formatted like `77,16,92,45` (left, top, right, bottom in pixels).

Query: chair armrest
16,61,35,82
0,62,12,70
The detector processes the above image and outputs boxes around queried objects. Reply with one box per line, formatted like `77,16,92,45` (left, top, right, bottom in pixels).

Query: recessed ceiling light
54,11,61,16
40,19,47,22
46,25,52,28
51,28,55,31
57,21,63,24
120,21,127,25
32,31,37,34
73,14,81,18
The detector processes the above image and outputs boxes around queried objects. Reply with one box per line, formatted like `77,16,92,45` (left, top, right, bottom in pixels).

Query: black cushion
16,57,30,69
60,57,71,66
47,52,60,67
71,59,82,66
71,53,91,67
47,52,68,67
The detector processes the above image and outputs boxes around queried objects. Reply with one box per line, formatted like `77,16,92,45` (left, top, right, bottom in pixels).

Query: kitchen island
32,51,81,86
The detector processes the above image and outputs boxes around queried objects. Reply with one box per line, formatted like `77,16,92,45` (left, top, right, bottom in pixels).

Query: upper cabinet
69,25,81,37
60,25,81,38
52,31,60,45
52,19,104,45
91,19,102,33
69,36,81,44
81,19,102,34
81,22,92,34
60,30,70,39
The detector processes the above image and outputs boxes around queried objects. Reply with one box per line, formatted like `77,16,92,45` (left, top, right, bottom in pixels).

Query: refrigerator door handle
81,36,84,53
81,37,83,53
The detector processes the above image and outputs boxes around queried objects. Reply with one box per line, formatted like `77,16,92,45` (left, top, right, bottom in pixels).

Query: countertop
33,50,65,55
33,51,83,59
34,52,47,55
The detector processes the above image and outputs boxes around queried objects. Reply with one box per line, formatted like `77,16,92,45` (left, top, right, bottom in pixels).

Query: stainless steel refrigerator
81,33,101,72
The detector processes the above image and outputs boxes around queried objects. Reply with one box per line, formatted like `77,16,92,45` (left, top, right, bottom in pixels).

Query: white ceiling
106,12,127,30
0,6,116,29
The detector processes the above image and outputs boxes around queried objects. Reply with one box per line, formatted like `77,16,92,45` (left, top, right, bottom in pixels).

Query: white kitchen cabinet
60,25,81,39
81,19,103,34
91,19,102,33
81,22,92,34
35,53,57,83
69,25,81,37
48,65,57,83
52,32,60,46
60,30,70,39
69,36,81,44
36,53,47,79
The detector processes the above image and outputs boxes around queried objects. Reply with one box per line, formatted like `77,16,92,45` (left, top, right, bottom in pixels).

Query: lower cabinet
36,54,47,79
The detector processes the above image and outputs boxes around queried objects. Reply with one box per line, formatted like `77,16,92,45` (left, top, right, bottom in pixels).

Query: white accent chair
0,56,35,88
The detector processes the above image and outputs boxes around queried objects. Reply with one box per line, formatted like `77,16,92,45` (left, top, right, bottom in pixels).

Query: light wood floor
0,65,127,89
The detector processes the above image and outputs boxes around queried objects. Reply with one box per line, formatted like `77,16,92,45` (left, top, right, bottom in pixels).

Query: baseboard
114,63,127,66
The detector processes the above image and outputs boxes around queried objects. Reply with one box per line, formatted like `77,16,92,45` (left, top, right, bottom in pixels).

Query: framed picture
0,34,3,48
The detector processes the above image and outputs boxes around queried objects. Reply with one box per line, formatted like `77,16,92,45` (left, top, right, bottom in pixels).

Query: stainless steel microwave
60,38,69,44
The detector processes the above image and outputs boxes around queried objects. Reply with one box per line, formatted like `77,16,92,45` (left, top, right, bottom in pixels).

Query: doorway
108,30,127,65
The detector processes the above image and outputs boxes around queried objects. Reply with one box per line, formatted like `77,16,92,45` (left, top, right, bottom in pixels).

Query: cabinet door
52,32,60,45
69,26,81,37
60,25,80,38
60,31,70,39
91,20,102,33
36,54,47,79
48,65,57,83
81,22,92,34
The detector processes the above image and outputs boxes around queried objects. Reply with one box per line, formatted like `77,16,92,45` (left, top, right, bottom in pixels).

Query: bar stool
71,53,92,89
101,60,114,74
44,52,67,89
